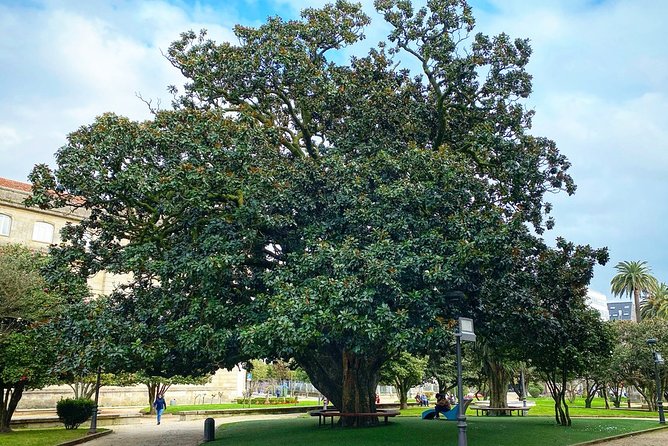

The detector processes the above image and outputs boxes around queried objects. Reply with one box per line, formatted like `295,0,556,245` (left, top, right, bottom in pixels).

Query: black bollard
204,417,215,442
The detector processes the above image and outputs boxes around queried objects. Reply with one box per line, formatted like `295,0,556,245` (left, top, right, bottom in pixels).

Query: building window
32,221,55,244
0,214,10,236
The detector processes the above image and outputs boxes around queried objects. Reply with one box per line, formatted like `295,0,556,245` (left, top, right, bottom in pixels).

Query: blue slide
421,399,473,420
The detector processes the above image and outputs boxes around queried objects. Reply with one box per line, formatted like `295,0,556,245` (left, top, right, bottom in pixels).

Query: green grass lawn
505,397,657,418
155,396,659,418
210,416,661,446
0,428,106,446
145,395,660,420
149,400,320,414
403,396,660,419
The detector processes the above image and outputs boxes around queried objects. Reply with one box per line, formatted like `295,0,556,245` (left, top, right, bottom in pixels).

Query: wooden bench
309,409,339,426
470,405,531,417
309,409,400,427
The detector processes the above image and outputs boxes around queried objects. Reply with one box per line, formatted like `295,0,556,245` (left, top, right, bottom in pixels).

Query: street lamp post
456,317,476,446
646,339,665,424
88,366,102,434
520,366,527,415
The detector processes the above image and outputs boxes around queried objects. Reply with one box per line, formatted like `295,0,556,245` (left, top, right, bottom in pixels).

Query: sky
1,0,667,301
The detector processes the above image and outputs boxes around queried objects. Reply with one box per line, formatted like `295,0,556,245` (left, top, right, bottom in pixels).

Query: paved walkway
593,426,668,446
84,413,301,446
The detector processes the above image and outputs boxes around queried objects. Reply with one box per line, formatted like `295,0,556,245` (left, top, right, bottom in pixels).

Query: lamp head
458,317,476,342
646,338,658,346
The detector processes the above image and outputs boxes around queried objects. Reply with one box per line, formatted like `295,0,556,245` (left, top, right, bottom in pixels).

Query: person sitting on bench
434,393,451,419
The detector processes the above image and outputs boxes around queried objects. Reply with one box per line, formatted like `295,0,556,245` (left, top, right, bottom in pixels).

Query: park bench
470,405,531,417
309,409,400,427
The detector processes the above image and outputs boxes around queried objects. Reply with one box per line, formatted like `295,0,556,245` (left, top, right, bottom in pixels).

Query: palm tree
610,261,658,322
640,281,668,319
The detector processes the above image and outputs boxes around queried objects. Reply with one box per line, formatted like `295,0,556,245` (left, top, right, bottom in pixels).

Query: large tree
29,0,578,426
611,260,657,322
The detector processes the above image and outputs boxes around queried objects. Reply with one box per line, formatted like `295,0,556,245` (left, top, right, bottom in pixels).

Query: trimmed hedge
235,397,299,405
528,385,543,398
56,398,95,430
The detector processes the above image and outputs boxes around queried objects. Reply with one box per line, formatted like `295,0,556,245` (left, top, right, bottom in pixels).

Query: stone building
1,177,245,408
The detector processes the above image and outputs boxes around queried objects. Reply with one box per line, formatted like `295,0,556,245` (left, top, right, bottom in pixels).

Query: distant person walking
153,394,167,425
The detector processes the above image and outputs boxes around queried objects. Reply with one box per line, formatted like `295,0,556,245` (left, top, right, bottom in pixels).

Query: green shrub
56,398,95,429
528,384,543,398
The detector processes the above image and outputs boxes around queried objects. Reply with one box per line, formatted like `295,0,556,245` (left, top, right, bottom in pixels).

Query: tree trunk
633,288,641,322
584,379,599,408
634,384,653,411
395,378,408,410
608,382,622,408
561,371,571,426
436,377,447,394
146,382,172,415
297,345,386,427
68,382,96,400
341,350,380,426
545,372,571,426
0,382,25,433
487,359,509,416
147,383,157,415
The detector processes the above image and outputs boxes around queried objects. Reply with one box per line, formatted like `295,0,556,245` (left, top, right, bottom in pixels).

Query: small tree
0,245,62,432
523,240,611,426
424,347,459,396
608,319,668,410
580,328,615,409
141,374,210,414
380,352,428,409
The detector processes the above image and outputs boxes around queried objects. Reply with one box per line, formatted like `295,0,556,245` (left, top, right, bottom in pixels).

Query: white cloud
0,0,238,181
0,126,23,148
586,289,610,320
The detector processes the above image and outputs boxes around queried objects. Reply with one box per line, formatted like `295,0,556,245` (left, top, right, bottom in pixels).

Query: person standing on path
153,394,167,425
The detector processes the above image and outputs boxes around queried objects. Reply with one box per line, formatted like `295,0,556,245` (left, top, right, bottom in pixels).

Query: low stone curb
56,429,113,446
569,424,668,445
11,413,145,429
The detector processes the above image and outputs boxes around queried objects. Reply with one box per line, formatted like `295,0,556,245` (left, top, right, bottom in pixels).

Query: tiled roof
0,177,32,192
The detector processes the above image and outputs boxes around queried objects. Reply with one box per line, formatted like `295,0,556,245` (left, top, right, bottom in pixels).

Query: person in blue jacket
153,393,167,425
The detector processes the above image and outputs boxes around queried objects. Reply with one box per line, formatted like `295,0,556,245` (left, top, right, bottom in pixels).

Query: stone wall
18,368,246,409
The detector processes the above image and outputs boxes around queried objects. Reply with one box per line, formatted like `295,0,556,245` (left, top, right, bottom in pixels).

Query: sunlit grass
207,416,661,446
143,400,320,414
0,428,107,446
400,396,658,419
